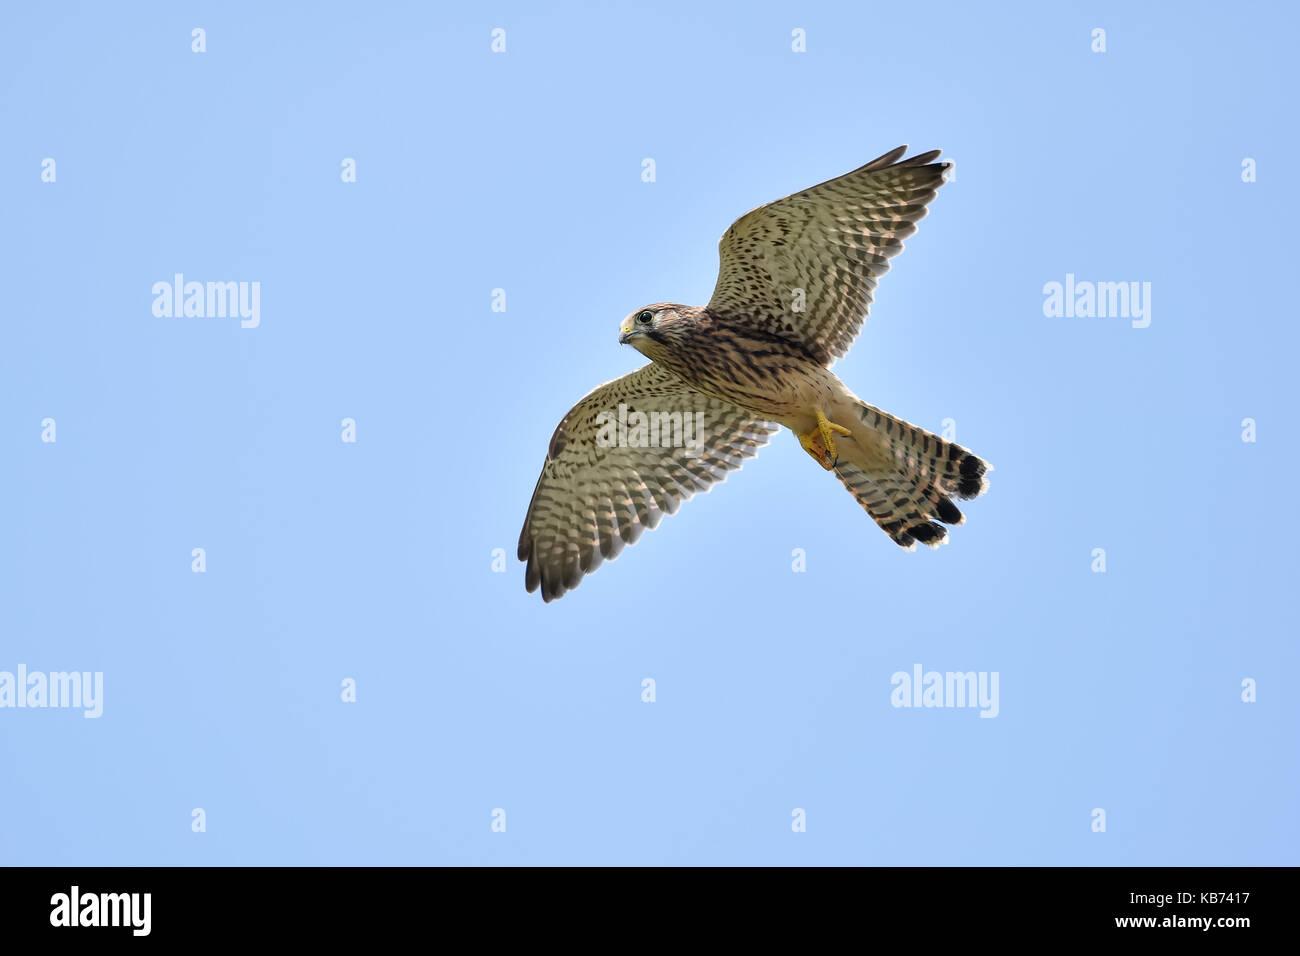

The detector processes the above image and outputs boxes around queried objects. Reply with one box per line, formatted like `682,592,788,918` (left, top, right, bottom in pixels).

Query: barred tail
831,401,991,550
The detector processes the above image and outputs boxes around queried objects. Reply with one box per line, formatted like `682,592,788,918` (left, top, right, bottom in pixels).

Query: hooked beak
618,322,642,345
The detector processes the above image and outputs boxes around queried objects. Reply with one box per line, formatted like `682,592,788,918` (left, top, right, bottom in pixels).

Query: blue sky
2,1,1296,865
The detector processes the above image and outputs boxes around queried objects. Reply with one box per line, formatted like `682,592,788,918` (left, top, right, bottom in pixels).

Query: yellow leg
798,408,852,470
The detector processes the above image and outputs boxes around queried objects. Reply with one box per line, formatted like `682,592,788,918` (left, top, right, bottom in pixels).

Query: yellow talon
798,408,852,470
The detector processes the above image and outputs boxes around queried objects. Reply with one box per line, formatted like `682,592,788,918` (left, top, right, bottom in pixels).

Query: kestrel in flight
519,146,991,602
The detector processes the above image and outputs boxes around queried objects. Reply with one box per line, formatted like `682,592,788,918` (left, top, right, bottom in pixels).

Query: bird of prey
519,146,990,602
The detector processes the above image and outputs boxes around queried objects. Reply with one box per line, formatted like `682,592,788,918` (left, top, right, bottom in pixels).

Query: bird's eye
636,310,653,325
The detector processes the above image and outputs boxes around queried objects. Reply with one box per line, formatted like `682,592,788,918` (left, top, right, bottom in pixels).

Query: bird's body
519,146,991,602
629,306,844,429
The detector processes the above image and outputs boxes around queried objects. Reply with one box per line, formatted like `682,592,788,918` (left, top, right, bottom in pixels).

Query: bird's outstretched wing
519,363,777,602
706,145,950,367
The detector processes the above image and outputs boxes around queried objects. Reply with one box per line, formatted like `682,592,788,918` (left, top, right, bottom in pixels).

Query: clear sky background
2,1,1296,865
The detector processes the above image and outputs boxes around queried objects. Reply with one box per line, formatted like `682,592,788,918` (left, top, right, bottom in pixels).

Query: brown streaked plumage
519,146,991,601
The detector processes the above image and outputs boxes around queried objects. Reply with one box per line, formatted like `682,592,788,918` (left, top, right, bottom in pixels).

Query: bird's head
618,303,694,358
